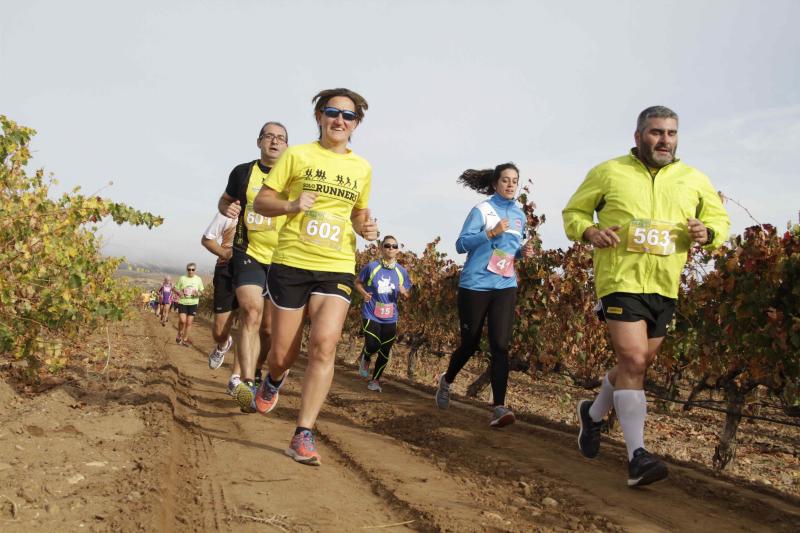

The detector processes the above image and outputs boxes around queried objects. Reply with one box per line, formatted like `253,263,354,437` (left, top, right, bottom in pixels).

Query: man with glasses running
175,263,204,346
563,105,729,487
218,121,289,412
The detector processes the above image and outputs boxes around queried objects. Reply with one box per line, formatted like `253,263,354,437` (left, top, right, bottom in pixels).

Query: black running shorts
267,263,354,310
212,263,239,313
231,249,270,295
177,303,198,316
598,292,677,338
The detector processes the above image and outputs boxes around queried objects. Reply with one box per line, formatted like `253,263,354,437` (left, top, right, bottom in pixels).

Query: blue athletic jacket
456,193,526,291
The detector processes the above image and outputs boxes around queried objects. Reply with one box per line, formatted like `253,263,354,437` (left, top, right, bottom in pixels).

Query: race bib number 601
244,206,275,232
626,219,678,256
299,210,345,251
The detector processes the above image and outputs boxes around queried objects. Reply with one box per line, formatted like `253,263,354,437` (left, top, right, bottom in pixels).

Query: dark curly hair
457,162,519,195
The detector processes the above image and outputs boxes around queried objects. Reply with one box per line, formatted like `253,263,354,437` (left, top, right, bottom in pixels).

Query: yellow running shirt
225,160,286,265
264,141,372,273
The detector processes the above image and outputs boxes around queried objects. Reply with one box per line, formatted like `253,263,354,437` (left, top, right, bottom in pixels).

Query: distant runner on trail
157,277,173,326
434,163,534,428
251,88,378,466
355,235,412,392
201,212,238,384
140,291,150,310
218,121,289,412
563,105,730,488
149,289,158,314
175,263,204,346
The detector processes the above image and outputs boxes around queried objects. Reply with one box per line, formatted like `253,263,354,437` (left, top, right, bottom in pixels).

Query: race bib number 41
244,206,276,232
627,219,678,256
487,248,516,277
299,210,345,251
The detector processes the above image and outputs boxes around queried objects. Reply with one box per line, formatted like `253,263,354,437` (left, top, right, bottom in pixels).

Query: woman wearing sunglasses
434,163,534,428
355,235,412,392
252,88,378,466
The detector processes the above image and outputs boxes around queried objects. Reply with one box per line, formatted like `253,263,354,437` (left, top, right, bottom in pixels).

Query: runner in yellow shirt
218,121,289,411
252,88,378,465
174,263,205,346
563,106,729,487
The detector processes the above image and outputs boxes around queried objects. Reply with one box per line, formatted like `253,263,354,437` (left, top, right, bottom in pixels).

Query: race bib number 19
244,206,275,232
627,219,678,256
299,210,345,251
487,248,516,277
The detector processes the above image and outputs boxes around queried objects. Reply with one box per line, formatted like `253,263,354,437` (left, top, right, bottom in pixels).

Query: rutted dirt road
1,313,799,531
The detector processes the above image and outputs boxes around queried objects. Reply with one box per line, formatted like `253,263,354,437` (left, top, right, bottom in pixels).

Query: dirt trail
2,313,799,531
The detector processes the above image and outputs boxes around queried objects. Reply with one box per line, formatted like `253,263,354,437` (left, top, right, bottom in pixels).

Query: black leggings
361,319,397,380
445,287,517,406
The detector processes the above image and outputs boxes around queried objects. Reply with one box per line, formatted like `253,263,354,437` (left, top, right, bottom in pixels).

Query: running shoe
234,382,256,413
577,399,603,458
489,405,516,428
627,448,669,487
367,379,382,392
175,336,181,344
254,374,285,415
358,354,370,378
207,336,232,370
226,376,241,397
434,373,451,410
285,430,321,466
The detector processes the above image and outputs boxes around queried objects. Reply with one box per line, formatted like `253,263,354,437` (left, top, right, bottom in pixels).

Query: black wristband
706,227,715,244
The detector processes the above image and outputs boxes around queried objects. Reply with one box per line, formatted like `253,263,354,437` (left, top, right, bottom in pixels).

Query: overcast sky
2,0,798,272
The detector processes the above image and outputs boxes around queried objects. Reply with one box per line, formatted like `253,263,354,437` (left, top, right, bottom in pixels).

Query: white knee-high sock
589,373,615,422
613,389,647,460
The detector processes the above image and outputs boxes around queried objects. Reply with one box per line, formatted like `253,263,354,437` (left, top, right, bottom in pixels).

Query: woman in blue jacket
435,163,534,427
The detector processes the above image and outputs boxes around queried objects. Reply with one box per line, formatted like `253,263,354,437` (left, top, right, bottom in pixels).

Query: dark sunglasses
383,243,399,249
187,268,195,271
322,106,358,122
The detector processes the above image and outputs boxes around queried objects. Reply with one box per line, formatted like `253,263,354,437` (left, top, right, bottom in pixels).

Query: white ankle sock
613,389,647,460
589,373,615,422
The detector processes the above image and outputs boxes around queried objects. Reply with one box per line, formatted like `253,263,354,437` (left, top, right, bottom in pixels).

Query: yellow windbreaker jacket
562,151,730,299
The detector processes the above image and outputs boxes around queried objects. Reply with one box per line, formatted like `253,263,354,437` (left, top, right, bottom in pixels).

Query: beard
639,142,676,168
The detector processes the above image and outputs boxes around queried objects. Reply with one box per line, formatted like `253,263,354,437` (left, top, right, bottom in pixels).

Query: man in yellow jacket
563,105,729,487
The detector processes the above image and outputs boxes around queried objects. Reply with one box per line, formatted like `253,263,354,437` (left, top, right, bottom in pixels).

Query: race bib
626,219,678,256
299,210,345,251
375,302,396,319
183,287,195,297
244,206,275,232
487,248,515,277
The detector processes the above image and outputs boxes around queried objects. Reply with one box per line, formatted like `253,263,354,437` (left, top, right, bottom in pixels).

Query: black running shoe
577,399,602,458
627,448,669,487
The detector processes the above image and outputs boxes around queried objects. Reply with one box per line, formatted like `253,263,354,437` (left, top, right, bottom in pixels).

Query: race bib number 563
627,219,678,256
299,210,345,251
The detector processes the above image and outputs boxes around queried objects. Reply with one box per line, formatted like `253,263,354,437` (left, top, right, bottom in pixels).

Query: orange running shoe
254,372,287,415
285,430,321,466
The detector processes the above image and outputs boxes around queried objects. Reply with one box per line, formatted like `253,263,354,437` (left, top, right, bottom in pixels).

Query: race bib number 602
299,210,345,251
626,219,678,256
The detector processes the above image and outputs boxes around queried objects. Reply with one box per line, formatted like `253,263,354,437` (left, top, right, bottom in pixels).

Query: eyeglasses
383,244,399,249
187,268,195,272
259,133,287,144
322,107,358,122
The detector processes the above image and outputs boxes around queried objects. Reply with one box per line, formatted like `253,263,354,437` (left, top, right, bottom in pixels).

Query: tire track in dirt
145,314,800,532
